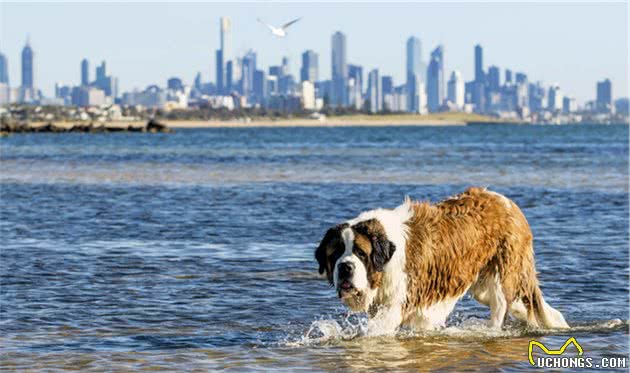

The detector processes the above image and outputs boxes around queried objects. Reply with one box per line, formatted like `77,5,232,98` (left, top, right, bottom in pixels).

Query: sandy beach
165,113,496,128
12,113,502,132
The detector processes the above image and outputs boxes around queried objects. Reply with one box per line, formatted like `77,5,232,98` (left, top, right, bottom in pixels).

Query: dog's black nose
338,262,354,278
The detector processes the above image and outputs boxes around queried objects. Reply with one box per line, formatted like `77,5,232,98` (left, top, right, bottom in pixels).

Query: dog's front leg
366,304,402,336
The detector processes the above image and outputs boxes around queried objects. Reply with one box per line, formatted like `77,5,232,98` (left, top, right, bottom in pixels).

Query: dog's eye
354,248,367,260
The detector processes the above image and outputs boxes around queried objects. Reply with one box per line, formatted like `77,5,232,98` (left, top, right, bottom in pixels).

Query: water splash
283,313,628,347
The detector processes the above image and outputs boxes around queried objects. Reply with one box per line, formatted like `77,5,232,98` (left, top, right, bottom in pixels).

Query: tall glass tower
474,44,484,83
331,31,348,107
81,58,89,86
406,36,424,112
0,51,8,84
300,50,318,82
426,45,444,112
216,16,231,94
21,39,34,88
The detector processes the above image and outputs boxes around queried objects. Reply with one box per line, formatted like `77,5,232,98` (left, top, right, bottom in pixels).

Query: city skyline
1,2,628,103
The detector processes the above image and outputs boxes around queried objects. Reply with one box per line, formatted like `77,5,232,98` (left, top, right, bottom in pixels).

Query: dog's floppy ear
370,235,396,272
315,223,348,284
353,219,396,272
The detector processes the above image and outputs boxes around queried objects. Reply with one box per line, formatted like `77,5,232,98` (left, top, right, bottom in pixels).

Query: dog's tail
523,284,569,329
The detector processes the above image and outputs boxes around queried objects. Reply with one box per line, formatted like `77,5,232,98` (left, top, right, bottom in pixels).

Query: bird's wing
257,18,276,31
281,17,301,30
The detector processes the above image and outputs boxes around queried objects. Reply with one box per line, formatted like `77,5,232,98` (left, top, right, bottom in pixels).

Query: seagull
257,17,301,37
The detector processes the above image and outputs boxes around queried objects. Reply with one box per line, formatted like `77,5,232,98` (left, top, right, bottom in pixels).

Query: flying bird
257,17,301,37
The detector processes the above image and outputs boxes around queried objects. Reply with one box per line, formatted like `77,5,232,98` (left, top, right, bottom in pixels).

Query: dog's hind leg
488,274,510,329
471,273,509,329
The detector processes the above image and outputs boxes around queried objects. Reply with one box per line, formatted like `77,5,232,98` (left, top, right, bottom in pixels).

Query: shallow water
1,124,628,371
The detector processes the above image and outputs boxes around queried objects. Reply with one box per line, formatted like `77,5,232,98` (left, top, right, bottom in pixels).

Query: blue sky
1,2,628,103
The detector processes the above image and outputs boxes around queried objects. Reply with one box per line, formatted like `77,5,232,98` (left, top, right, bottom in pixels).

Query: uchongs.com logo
528,337,627,369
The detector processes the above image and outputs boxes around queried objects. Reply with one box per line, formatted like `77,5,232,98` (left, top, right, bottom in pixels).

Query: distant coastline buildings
0,16,627,123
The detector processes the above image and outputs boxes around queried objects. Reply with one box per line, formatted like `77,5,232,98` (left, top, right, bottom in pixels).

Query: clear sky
1,2,628,103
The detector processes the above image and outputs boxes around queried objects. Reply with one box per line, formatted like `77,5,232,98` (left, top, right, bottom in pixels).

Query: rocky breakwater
0,119,173,135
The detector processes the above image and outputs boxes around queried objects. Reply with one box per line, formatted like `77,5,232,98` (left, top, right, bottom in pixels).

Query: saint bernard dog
315,187,569,334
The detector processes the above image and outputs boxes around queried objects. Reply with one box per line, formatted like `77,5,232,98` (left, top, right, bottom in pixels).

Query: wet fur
316,187,569,332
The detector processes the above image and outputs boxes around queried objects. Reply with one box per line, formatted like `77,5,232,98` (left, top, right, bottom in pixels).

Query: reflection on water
1,125,628,371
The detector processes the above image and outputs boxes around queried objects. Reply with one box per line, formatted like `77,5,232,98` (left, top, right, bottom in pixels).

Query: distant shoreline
163,113,500,128
165,119,466,128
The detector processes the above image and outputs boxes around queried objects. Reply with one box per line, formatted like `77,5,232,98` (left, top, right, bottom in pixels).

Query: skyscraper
216,50,223,94
216,16,231,94
406,36,424,112
220,17,231,62
547,85,562,112
0,51,8,84
515,72,527,84
505,69,513,84
348,64,363,109
487,65,500,91
381,75,393,111
300,50,318,82
225,60,233,93
426,45,444,112
447,71,465,110
331,31,348,107
253,69,266,104
21,39,34,89
93,61,118,98
472,44,485,112
241,50,256,98
474,44,484,83
596,79,612,113
367,69,381,113
81,58,89,86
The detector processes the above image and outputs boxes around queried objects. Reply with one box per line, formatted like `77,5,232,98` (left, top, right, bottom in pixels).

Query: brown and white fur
315,187,569,335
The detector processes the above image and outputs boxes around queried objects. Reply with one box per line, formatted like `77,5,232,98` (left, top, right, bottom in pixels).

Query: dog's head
315,219,396,311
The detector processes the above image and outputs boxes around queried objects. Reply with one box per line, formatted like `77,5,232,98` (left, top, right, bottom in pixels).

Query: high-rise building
416,81,428,114
348,64,363,109
167,77,183,91
253,69,266,104
0,51,8,84
381,75,393,111
225,60,233,93
471,45,485,112
547,85,562,112
93,61,118,98
331,31,348,107
81,58,89,86
381,76,393,97
194,72,202,90
563,96,577,114
515,72,527,84
21,39,34,89
505,69,513,84
426,45,444,112
220,17,231,63
281,56,290,76
348,64,363,94
367,69,381,113
447,71,465,110
596,79,612,113
300,50,318,82
474,44,484,83
216,16,231,94
216,49,224,94
241,50,256,98
300,80,316,110
406,36,425,112
529,82,547,113
487,65,500,91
